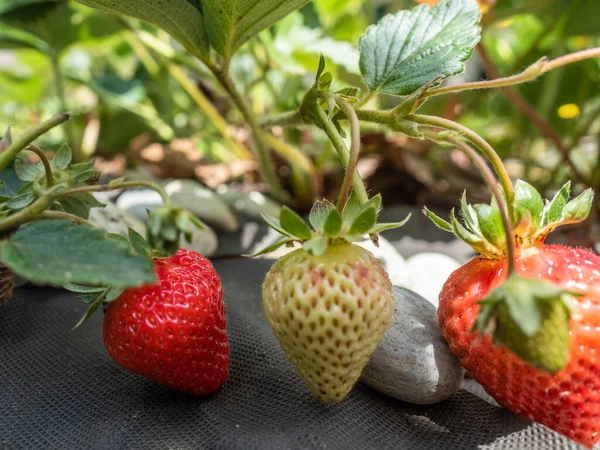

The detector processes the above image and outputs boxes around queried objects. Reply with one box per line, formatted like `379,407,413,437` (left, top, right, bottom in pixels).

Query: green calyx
147,205,206,255
250,190,410,257
474,275,576,373
424,179,594,258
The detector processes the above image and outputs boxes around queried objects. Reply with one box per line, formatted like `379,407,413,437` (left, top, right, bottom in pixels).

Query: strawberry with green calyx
254,190,409,403
426,179,600,448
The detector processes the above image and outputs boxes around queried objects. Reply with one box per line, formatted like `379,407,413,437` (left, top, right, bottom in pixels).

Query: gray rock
361,286,464,405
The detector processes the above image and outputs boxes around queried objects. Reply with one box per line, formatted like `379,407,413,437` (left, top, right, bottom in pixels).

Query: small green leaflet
50,144,72,170
0,220,156,288
303,236,328,256
14,158,42,182
54,192,104,219
348,206,377,235
513,180,544,229
245,238,296,257
323,208,343,237
128,228,151,257
309,199,336,233
280,206,312,240
358,0,481,96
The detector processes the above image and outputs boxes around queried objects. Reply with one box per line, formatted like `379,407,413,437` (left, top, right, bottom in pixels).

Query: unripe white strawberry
252,191,409,402
263,243,393,402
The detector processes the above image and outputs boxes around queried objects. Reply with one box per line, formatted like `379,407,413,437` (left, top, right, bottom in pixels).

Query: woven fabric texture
0,258,591,449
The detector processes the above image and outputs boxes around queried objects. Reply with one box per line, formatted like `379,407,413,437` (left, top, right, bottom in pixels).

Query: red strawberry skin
103,249,228,396
439,244,600,448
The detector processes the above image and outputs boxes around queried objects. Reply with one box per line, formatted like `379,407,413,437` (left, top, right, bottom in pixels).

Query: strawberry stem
59,181,171,205
409,114,515,223
25,145,55,186
312,103,369,206
0,113,71,172
447,137,517,275
336,98,362,211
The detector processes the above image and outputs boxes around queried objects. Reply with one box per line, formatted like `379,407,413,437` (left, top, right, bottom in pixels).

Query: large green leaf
75,0,210,59
0,220,156,287
358,0,481,96
201,0,310,61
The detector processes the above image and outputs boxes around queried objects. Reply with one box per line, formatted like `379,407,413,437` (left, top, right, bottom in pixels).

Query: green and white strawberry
253,191,409,402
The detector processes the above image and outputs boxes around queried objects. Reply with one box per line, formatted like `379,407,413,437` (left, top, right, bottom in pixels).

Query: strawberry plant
2,0,600,445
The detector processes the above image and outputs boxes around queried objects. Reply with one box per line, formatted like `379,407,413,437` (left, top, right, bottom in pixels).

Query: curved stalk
60,180,171,205
0,113,70,172
312,103,369,205
260,110,304,128
26,145,54,186
39,211,92,226
446,137,517,275
0,196,56,233
423,47,600,99
409,114,515,223
336,99,362,211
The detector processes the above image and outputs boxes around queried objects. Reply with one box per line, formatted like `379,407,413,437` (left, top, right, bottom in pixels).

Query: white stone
361,286,464,405
405,252,461,307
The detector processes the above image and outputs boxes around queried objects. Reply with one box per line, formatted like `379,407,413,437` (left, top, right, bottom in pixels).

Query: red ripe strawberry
103,249,228,396
426,180,600,448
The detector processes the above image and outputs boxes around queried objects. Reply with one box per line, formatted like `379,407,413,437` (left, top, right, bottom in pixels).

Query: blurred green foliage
1,0,599,203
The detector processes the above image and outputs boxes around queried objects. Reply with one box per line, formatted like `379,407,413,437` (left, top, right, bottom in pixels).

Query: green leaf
361,194,382,214
303,236,328,256
316,53,326,82
423,207,452,233
64,283,106,294
514,180,544,229
460,191,481,236
358,0,481,96
201,0,310,61
50,144,72,170
368,214,411,234
261,212,291,236
562,189,594,223
75,0,210,59
14,158,42,182
474,203,505,247
246,238,296,257
73,292,105,329
309,199,336,233
5,191,35,210
323,208,343,238
342,190,362,224
280,206,312,240
55,192,103,219
544,181,571,226
349,206,377,236
0,220,156,288
128,228,151,257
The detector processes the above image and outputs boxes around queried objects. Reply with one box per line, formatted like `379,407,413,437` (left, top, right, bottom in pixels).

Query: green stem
445,137,517,275
0,113,70,172
336,99,362,211
312,104,369,205
0,196,56,232
39,211,92,226
60,181,171,205
50,55,81,162
422,47,600,99
26,145,54,186
218,71,287,202
260,110,304,128
409,114,515,223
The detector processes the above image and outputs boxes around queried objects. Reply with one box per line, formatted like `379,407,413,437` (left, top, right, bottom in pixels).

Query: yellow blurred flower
415,0,495,14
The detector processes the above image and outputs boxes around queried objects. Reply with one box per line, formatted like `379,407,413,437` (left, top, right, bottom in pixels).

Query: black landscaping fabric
0,258,592,449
